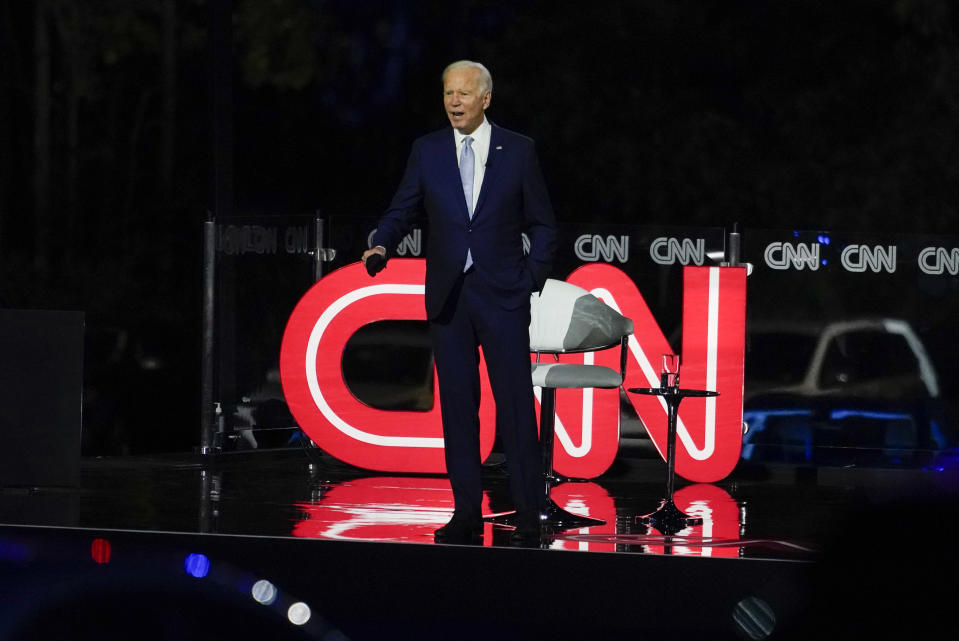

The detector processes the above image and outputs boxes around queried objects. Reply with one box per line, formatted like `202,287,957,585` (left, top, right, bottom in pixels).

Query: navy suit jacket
372,124,558,320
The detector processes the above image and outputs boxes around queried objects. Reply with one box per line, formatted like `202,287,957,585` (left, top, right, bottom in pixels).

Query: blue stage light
829,409,911,421
184,553,211,578
0,539,32,564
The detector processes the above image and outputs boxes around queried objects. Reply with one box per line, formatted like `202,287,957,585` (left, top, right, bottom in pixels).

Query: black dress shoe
434,514,483,543
509,510,543,545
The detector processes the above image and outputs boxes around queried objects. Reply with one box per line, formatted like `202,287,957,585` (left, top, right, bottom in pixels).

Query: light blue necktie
460,136,475,271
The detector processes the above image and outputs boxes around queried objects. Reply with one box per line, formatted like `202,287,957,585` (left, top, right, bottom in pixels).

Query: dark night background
1,0,957,455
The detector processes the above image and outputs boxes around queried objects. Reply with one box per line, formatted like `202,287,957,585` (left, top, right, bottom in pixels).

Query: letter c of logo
279,259,496,473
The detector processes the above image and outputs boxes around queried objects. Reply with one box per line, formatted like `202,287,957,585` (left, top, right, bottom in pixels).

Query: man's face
443,67,490,134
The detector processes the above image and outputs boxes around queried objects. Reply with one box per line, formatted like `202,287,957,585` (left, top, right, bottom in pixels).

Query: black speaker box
0,310,83,488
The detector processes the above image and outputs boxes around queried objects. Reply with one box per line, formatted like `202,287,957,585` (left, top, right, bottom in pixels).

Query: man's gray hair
442,60,493,95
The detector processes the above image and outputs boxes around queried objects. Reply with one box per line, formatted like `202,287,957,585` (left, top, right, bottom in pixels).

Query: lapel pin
496,145,503,150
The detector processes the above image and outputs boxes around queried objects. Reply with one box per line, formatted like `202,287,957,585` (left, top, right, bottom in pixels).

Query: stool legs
487,387,605,531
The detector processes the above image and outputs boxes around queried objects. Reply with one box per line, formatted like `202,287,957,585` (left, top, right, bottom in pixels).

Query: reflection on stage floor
9,442,953,561
4,444,959,640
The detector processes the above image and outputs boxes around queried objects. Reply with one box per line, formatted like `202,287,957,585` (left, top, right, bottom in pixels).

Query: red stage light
90,538,111,564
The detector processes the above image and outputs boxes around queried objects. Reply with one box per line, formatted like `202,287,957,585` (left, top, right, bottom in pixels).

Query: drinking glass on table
661,353,680,389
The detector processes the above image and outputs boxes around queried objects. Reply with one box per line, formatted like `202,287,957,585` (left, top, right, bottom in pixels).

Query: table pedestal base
627,385,718,537
638,498,703,536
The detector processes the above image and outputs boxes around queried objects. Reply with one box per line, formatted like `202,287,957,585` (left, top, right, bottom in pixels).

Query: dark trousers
429,269,544,519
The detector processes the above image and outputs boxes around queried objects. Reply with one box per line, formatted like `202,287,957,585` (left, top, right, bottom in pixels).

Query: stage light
90,538,111,564
251,579,277,605
817,234,831,245
829,409,910,422
184,553,210,578
732,596,776,640
287,602,311,626
0,539,32,564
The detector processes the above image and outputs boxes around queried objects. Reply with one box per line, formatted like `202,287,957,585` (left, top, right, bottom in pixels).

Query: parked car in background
742,318,958,468
745,318,939,401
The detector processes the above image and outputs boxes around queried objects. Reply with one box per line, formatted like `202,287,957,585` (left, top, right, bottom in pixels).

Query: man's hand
361,246,387,276
361,246,386,264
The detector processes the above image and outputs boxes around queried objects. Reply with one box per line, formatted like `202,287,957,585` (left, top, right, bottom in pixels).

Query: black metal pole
540,387,556,487
727,222,741,266
201,0,232,454
209,0,233,220
314,212,324,282
200,218,216,454
664,392,679,499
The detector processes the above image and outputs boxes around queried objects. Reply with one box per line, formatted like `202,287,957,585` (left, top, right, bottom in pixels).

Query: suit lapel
474,125,504,218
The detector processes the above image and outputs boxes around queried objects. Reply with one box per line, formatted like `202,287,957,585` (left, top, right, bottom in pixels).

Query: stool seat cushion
531,362,624,389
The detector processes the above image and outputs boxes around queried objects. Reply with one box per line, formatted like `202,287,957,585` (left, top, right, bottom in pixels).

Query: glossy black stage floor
1,443,957,640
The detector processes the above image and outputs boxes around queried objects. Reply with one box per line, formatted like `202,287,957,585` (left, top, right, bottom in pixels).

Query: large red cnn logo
280,259,746,482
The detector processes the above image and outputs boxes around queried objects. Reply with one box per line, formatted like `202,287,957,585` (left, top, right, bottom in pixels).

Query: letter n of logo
557,264,746,482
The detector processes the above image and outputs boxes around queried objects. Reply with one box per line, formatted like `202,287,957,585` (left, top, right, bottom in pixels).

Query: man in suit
362,60,557,543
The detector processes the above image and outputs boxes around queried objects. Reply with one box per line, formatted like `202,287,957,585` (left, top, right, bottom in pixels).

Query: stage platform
1,444,957,640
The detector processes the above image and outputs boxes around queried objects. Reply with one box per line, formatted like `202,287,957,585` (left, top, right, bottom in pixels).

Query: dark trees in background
224,0,959,236
500,0,959,234
2,0,208,453
4,0,957,309
0,0,957,453
32,0,51,274
2,0,207,316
